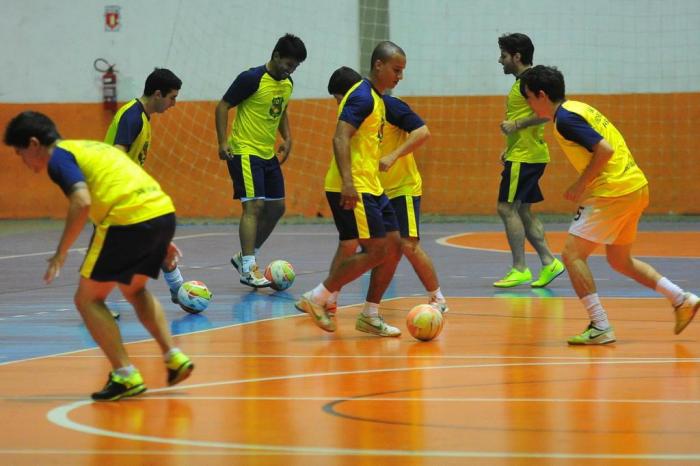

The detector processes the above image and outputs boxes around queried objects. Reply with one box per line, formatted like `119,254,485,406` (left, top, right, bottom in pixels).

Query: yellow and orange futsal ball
406,304,445,341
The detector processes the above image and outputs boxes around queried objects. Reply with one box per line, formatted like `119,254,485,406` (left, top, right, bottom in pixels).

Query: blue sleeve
113,105,144,149
47,147,86,196
222,66,265,107
555,108,603,152
338,84,373,128
383,96,424,132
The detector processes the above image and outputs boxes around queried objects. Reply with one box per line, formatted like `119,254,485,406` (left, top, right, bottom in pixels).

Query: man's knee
400,237,420,257
497,201,518,218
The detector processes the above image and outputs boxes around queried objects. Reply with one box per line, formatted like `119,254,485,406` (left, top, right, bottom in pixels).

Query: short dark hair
143,68,182,97
498,33,535,66
369,41,405,70
328,67,362,96
519,65,566,102
4,111,61,148
272,33,307,62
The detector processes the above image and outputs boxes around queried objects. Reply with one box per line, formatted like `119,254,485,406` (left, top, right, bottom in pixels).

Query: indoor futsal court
1,219,699,465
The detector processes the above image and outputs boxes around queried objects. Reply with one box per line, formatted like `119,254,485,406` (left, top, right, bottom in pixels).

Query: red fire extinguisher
94,58,117,113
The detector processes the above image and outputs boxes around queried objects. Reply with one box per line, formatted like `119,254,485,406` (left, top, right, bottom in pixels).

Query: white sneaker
230,252,242,275
355,313,401,337
429,297,449,314
674,292,700,335
240,265,271,289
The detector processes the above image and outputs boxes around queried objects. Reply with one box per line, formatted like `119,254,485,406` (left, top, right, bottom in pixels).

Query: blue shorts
227,154,285,200
389,195,421,238
498,161,546,204
81,213,176,284
326,192,399,241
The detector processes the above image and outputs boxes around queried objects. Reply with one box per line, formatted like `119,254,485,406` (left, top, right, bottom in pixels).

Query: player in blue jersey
105,68,187,312
520,65,700,344
296,42,407,337
5,111,193,401
215,34,307,288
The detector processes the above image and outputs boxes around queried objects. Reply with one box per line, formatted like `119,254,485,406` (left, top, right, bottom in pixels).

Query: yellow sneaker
493,268,532,288
166,351,194,386
531,259,565,288
91,371,146,402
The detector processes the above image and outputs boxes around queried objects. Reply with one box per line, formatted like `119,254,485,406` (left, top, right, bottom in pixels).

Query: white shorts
568,185,649,245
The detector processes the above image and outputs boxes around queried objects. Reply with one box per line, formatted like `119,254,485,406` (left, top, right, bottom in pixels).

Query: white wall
1,0,698,103
392,0,700,96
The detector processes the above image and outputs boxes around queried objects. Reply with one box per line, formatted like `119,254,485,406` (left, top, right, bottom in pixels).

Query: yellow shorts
568,185,649,245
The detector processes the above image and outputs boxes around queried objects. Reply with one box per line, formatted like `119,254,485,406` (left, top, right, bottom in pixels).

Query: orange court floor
1,220,699,465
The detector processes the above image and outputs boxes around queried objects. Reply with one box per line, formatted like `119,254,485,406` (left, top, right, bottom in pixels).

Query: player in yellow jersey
495,33,564,289
215,34,307,288
316,67,449,316
296,43,406,336
4,111,193,400
105,68,188,312
519,66,700,344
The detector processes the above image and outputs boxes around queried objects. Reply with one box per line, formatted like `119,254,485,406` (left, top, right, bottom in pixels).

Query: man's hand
340,183,359,210
44,252,67,284
564,179,587,203
379,153,397,172
218,144,234,161
500,119,519,135
277,139,292,165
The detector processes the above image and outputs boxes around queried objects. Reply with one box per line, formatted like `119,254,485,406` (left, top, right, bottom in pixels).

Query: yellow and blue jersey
223,65,293,160
379,95,424,198
554,100,648,198
324,79,386,195
104,99,151,166
505,77,549,163
47,140,175,227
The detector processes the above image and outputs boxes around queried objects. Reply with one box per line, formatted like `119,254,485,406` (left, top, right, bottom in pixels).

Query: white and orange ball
406,304,445,341
264,260,296,291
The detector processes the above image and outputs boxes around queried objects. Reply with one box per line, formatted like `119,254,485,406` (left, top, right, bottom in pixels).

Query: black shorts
326,192,399,241
498,161,546,204
227,154,285,200
389,195,421,238
80,213,176,284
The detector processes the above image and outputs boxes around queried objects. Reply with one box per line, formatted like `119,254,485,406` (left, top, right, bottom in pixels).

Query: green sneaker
567,323,616,345
355,313,401,337
531,259,565,288
493,268,532,288
91,371,146,402
167,351,194,386
296,292,335,332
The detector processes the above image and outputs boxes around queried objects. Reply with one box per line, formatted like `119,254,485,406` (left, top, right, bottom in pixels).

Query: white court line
47,358,700,460
436,231,700,259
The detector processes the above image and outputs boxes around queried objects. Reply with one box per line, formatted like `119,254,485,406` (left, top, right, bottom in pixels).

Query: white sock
164,347,181,362
327,291,339,306
655,277,685,307
362,302,379,318
242,255,256,273
163,267,184,292
114,365,137,377
429,287,445,303
581,293,610,330
310,283,331,305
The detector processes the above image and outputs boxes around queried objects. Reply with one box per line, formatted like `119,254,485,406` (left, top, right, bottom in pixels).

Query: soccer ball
177,280,213,314
264,260,296,291
406,304,445,341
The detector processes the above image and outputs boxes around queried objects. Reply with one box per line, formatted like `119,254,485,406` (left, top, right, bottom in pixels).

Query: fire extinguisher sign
105,6,121,32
